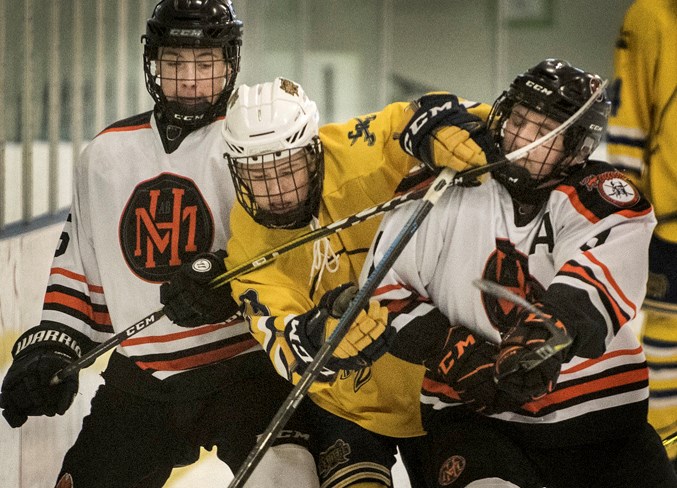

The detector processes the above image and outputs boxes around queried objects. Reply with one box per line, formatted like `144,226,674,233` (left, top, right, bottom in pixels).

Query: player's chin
172,97,213,109
269,206,299,216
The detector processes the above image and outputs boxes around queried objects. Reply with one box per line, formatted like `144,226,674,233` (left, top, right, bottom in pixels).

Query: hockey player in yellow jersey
607,0,677,464
216,78,495,488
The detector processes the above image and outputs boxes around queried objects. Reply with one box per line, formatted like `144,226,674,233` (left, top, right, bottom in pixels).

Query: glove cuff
13,323,89,361
400,93,462,167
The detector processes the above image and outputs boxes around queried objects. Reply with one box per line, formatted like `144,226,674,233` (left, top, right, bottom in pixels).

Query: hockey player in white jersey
365,59,677,487
0,1,319,487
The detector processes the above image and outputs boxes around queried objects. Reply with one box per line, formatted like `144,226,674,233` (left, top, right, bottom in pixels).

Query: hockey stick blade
473,279,573,374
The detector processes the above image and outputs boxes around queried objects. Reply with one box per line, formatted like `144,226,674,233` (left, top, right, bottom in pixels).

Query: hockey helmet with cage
488,58,611,203
223,78,324,229
142,0,243,129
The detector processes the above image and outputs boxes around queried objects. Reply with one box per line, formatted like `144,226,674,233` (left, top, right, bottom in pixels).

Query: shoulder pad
98,111,153,137
555,160,651,222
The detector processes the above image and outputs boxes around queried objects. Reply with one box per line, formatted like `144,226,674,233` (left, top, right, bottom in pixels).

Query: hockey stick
48,164,498,386
227,80,608,488
663,430,677,448
50,310,165,385
472,279,573,373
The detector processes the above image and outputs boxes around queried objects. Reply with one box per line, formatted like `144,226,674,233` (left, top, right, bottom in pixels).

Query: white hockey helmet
222,77,320,157
222,78,324,229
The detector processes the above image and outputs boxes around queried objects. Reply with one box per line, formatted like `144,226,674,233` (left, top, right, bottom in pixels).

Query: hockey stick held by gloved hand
473,279,574,402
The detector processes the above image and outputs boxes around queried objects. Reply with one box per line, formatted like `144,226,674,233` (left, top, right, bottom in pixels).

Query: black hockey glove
400,93,501,183
0,324,89,428
422,325,520,414
160,250,239,328
284,283,395,382
494,303,573,403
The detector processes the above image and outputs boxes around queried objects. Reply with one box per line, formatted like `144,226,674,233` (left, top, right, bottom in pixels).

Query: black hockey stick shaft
50,309,165,385
657,210,677,225
664,430,677,448
227,167,461,488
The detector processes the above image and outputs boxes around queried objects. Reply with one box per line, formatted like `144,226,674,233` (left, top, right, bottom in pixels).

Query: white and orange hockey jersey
364,161,656,445
41,111,259,383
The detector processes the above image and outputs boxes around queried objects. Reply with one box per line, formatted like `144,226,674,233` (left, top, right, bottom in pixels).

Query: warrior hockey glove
284,283,395,381
422,325,520,414
494,303,572,403
400,93,500,183
0,324,91,428
160,250,240,328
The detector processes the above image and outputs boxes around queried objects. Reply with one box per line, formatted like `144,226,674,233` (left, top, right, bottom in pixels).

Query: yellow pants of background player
642,309,677,461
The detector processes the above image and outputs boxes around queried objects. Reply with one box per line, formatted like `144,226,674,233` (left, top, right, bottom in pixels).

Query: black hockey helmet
142,0,243,128
488,59,611,203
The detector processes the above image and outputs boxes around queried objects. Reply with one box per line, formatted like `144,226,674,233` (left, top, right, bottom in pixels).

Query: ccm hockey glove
400,93,500,183
284,283,395,381
494,303,572,403
160,250,240,327
422,325,519,414
0,324,90,428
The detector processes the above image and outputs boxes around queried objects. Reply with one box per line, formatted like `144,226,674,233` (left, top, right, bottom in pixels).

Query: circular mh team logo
438,455,466,486
482,239,545,333
119,173,215,282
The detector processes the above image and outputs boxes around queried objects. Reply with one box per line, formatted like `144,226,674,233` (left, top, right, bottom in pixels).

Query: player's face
156,47,231,106
502,104,567,181
239,150,312,215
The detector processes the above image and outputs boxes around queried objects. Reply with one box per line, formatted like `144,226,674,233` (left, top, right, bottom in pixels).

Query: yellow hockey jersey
607,0,677,242
227,99,489,438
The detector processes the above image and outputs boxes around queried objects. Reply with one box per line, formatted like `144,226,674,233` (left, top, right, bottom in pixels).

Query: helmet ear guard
142,0,243,128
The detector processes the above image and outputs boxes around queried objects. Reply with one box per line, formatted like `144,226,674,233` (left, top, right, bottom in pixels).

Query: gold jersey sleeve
607,0,677,242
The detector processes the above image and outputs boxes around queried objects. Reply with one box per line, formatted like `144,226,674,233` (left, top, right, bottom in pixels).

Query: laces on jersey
309,217,340,286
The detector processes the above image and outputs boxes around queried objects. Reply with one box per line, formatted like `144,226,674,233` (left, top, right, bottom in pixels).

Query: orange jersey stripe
561,346,644,375
374,283,406,297
121,319,240,346
45,290,112,325
561,261,629,328
584,250,637,316
51,267,105,294
98,122,152,136
559,185,599,223
421,376,462,401
135,337,259,371
522,367,648,414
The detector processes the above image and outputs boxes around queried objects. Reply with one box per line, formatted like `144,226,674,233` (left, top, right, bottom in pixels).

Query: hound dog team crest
581,171,640,208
